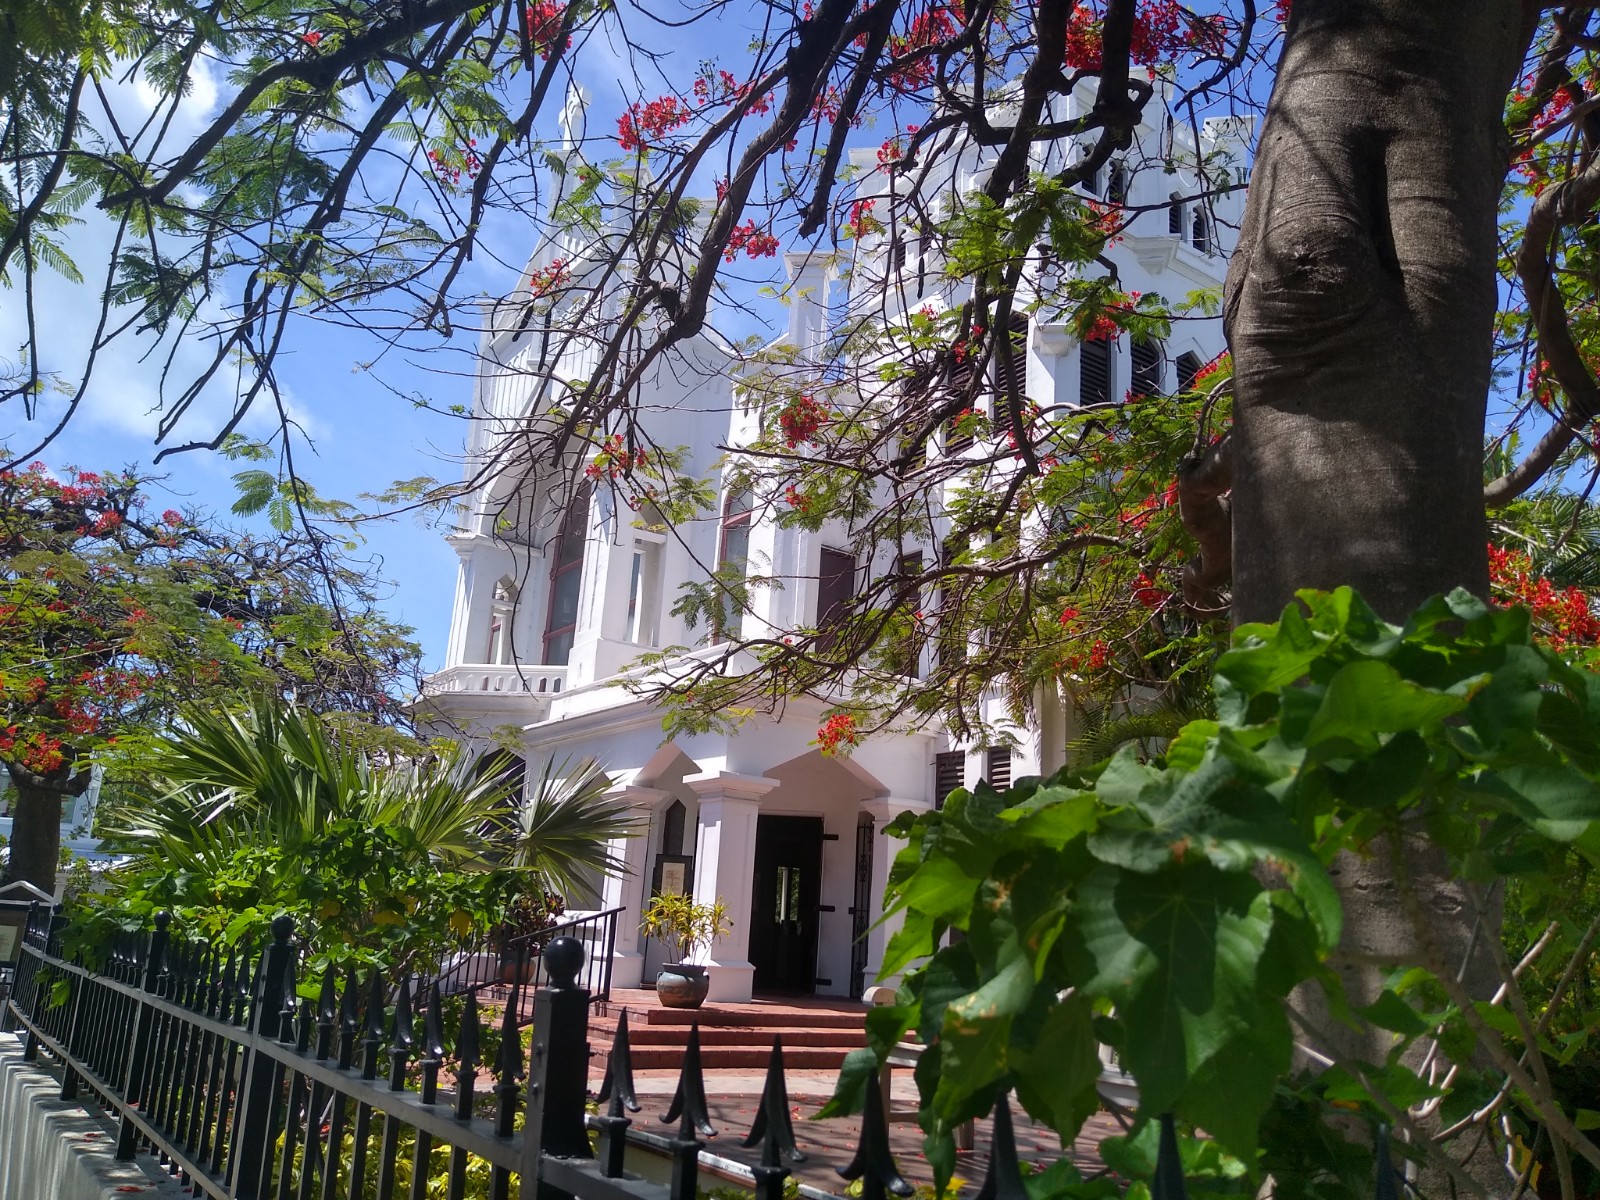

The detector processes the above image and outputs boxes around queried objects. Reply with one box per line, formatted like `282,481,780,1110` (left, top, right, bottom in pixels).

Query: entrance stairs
590,989,868,1071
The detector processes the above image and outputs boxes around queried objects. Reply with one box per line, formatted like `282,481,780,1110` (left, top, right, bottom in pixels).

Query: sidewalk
600,1066,1124,1195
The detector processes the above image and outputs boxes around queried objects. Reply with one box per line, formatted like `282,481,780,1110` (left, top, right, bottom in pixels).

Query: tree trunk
1225,0,1525,624
1225,4,1533,1191
2,782,64,894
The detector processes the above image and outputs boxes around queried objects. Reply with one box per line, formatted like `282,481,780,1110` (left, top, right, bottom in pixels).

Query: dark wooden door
749,815,824,993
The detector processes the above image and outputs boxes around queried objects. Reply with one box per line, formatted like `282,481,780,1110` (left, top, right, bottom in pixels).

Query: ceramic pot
656,962,711,1008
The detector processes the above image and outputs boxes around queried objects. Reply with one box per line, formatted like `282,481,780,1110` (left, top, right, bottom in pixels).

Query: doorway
749,815,824,994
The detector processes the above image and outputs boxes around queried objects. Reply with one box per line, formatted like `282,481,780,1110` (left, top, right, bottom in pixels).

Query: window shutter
1080,338,1110,406
985,747,1012,789
993,314,1028,436
1168,195,1184,235
1176,351,1203,393
935,751,965,809
1192,209,1210,254
1131,340,1162,399
1107,162,1127,206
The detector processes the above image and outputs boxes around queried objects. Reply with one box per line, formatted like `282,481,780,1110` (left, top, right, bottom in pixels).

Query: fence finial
974,1093,1027,1200
418,984,445,1105
545,935,583,988
740,1035,806,1164
1151,1113,1188,1200
388,975,414,1090
662,1023,715,1137
599,1008,640,1116
454,991,482,1122
836,1066,913,1200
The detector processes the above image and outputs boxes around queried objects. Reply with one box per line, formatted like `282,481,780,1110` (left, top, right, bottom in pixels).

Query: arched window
1176,351,1204,393
1168,194,1184,236
487,577,518,664
661,799,686,855
542,482,592,666
1192,209,1211,254
715,489,753,642
1106,162,1128,206
1131,340,1163,399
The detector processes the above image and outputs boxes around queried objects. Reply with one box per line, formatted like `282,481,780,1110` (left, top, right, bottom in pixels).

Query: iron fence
0,902,1404,1200
424,906,623,1018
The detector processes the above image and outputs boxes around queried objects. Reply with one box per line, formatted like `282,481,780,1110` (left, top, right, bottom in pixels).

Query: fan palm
502,755,636,898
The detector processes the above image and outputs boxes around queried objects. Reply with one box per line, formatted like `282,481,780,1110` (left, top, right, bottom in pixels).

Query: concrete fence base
0,1033,187,1200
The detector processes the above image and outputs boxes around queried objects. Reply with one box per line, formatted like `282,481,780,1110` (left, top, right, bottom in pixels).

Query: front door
749,815,823,994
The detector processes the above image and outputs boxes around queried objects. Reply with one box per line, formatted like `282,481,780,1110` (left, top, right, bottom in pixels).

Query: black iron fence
0,902,1405,1200
425,906,623,1019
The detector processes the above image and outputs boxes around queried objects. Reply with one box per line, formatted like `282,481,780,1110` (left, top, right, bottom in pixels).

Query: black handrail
424,905,622,1018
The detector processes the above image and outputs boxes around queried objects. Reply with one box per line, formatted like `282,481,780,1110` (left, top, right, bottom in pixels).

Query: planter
656,962,711,1008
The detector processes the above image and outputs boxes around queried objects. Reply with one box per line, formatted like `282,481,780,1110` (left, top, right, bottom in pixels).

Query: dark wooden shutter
1176,351,1203,393
1192,209,1210,253
985,746,1012,789
1168,196,1183,235
1107,162,1127,206
891,551,923,677
993,314,1027,436
817,548,855,653
935,751,965,809
1131,340,1162,399
1080,338,1110,406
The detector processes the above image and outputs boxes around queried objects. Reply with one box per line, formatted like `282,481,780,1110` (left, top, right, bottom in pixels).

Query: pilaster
683,770,779,1002
599,785,667,990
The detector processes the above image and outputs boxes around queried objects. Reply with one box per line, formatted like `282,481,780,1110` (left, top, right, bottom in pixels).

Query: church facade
420,84,1245,1002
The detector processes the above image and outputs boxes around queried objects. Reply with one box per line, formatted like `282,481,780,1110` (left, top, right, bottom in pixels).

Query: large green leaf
1066,863,1277,1117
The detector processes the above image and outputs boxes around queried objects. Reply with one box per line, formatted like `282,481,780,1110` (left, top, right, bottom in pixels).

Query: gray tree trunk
1225,2,1532,1190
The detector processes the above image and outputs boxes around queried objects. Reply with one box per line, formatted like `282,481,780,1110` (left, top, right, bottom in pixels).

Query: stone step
592,1023,863,1049
610,1006,867,1030
603,1044,857,1071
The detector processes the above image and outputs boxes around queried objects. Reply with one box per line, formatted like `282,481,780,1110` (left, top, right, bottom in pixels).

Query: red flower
302,30,322,46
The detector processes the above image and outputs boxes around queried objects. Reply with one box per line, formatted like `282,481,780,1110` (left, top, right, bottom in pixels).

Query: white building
420,83,1246,1003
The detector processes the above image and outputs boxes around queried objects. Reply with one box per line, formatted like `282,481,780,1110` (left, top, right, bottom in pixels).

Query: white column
598,785,665,990
684,770,778,1002
859,796,933,1000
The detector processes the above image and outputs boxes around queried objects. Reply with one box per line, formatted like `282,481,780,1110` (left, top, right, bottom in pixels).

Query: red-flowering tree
0,463,422,891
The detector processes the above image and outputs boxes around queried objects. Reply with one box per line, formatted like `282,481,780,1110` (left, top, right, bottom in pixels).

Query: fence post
18,902,41,1061
520,936,591,1200
116,910,171,1160
227,914,295,1200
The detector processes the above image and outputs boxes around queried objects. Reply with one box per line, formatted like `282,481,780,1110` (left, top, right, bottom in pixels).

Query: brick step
607,1045,857,1071
612,1006,867,1030
591,1024,863,1049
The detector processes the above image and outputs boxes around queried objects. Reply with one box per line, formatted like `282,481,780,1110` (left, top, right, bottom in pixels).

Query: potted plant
639,893,731,1008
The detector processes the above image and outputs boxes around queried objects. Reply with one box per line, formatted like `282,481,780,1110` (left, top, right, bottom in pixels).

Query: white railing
423,663,567,697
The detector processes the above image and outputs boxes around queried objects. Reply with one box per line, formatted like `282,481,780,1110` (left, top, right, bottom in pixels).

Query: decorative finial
544,936,584,989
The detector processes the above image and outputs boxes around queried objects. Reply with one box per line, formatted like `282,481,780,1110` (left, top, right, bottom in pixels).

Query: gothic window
1131,339,1163,400
889,550,924,678
1192,209,1211,254
661,799,686,855
715,489,753,642
817,547,857,654
542,482,592,666
1168,194,1184,235
486,577,518,664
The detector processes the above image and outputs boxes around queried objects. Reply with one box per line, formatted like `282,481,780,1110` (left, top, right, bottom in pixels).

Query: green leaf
1010,994,1102,1137
816,1047,878,1119
1305,660,1466,748
1358,989,1429,1037
901,854,982,923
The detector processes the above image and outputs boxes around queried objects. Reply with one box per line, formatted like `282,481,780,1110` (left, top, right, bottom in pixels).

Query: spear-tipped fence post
1374,1125,1401,1200
743,1036,804,1200
740,1035,805,1166
522,933,594,1200
408,985,446,1200
446,991,482,1200
1150,1113,1188,1200
492,980,524,1200
348,969,388,1198
661,1024,715,1200
114,910,170,1159
836,1066,912,1200
229,914,295,1200
974,1093,1028,1200
594,1009,640,1178
375,976,415,1200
